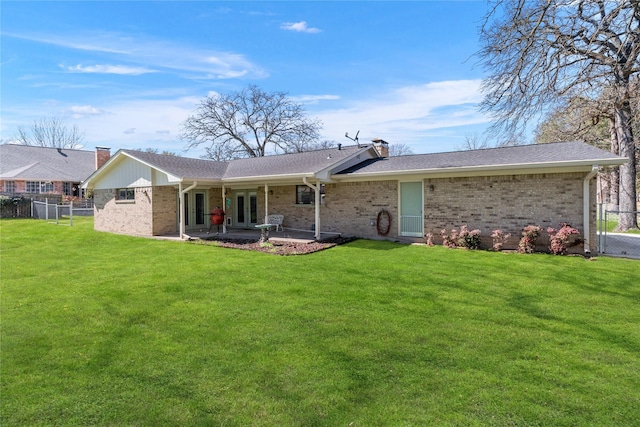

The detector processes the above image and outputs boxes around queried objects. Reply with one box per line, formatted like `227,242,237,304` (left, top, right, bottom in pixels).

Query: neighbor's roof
0,144,96,181
337,141,626,178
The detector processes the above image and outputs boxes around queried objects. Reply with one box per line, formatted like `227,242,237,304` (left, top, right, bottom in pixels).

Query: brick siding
92,171,596,252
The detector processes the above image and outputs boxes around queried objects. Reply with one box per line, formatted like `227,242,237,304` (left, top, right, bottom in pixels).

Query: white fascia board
330,159,627,182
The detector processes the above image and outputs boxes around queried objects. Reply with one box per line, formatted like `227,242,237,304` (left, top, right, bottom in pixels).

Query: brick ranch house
0,144,111,199
81,140,625,254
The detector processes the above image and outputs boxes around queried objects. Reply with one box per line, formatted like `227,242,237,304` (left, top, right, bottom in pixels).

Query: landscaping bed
199,235,357,255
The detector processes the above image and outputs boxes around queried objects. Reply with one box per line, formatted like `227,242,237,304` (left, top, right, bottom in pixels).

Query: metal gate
598,207,640,259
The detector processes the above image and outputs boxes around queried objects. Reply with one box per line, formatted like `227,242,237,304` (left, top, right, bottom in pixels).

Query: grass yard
1,218,639,426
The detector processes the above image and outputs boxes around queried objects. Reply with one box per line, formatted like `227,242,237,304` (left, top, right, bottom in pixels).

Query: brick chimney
372,138,389,158
95,147,111,170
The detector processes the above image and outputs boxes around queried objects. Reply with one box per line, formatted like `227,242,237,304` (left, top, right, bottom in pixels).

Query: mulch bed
198,235,357,255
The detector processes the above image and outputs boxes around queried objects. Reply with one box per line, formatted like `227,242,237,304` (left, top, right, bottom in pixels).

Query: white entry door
183,191,207,230
234,190,258,228
399,182,423,237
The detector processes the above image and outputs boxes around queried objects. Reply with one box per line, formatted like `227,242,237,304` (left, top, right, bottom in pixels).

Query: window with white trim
295,184,324,205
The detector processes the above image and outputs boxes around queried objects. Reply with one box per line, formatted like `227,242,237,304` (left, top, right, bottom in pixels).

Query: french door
183,191,207,230
234,190,258,228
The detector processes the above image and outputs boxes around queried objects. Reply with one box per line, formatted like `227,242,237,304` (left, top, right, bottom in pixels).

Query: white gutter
179,180,198,240
330,159,627,182
583,166,598,256
303,176,321,240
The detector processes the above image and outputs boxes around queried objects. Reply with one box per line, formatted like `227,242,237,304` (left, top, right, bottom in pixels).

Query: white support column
222,185,227,234
314,180,321,240
178,182,184,239
264,183,269,224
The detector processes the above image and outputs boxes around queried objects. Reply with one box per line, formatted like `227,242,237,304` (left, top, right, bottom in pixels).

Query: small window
4,181,15,193
296,184,324,205
117,188,135,201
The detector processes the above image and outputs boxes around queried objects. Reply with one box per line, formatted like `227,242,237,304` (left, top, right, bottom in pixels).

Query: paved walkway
598,232,640,260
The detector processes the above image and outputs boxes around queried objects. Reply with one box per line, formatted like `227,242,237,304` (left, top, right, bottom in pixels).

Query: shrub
441,226,481,250
426,232,435,246
547,223,580,255
491,229,511,251
518,225,541,254
441,228,459,249
458,225,481,249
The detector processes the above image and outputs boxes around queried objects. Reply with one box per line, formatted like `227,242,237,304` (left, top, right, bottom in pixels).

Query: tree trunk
608,119,620,210
614,102,638,231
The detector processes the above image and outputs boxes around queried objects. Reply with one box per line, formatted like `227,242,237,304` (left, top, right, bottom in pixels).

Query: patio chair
267,214,284,232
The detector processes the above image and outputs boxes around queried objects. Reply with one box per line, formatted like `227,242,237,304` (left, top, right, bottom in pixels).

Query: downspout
583,166,598,256
303,176,321,240
179,180,198,240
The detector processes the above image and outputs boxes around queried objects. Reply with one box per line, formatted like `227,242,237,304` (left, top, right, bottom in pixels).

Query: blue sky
1,1,494,157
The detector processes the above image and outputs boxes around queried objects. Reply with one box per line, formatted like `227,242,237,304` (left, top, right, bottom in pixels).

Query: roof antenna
345,130,360,147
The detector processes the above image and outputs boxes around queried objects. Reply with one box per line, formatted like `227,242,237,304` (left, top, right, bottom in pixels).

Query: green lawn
2,218,639,426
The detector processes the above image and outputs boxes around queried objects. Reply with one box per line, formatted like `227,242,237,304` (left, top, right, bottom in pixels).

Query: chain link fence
598,206,640,259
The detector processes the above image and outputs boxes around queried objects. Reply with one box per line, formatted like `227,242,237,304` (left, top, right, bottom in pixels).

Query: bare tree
15,117,85,149
389,143,414,157
136,148,180,156
478,0,639,230
282,139,336,154
181,85,323,160
455,133,520,151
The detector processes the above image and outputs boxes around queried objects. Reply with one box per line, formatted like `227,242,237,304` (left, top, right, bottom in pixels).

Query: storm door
399,182,424,237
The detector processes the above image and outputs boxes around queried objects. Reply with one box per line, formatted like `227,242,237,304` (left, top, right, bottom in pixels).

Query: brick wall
423,173,595,252
152,186,178,235
260,181,399,239
94,187,153,236
91,171,597,253
259,172,595,252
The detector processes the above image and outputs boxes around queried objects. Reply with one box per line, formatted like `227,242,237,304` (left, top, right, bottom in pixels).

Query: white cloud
290,94,340,104
280,21,321,33
8,31,267,80
65,64,156,75
77,96,200,155
69,105,106,118
311,80,492,153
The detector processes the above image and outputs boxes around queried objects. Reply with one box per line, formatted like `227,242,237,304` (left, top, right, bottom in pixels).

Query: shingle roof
120,150,229,180
0,144,96,181
116,145,365,181
85,141,624,188
338,141,624,175
223,145,362,179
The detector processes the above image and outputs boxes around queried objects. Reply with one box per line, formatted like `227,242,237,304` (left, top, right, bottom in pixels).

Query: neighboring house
81,140,625,254
0,144,110,199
